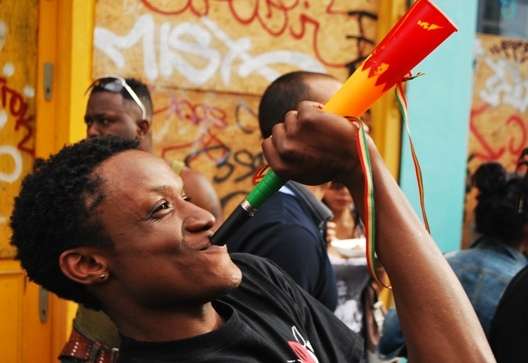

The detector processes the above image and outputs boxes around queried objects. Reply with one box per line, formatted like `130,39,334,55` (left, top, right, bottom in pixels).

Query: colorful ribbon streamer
396,80,431,233
359,76,432,288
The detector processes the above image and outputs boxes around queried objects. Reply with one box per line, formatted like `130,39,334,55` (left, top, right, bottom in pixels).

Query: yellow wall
1,1,94,362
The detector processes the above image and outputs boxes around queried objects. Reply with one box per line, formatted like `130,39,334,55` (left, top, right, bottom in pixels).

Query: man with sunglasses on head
59,77,223,363
84,77,223,220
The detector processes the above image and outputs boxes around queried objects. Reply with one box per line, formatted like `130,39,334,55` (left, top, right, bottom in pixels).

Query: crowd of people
8,71,528,363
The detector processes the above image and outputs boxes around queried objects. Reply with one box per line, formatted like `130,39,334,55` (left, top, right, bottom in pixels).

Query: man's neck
107,300,223,342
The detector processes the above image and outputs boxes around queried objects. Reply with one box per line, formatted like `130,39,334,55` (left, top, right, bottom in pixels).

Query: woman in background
323,182,390,362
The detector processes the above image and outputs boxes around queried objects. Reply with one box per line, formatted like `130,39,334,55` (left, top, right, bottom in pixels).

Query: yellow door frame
371,0,407,179
35,0,95,360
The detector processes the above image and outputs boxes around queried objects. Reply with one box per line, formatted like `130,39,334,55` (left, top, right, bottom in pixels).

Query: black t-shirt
228,187,337,310
489,264,528,363
118,254,364,363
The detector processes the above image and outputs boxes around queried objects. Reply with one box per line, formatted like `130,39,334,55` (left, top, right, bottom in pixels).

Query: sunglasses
86,76,147,120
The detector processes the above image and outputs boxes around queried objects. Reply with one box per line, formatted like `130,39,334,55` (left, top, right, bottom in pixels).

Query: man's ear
59,247,110,286
137,119,150,137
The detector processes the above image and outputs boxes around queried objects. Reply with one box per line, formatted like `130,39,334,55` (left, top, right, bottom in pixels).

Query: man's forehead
96,151,183,192
86,91,127,112
87,91,143,120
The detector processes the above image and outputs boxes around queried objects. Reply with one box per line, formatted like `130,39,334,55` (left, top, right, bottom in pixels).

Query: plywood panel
462,33,528,247
0,0,37,258
93,0,381,215
151,88,262,213
93,0,379,95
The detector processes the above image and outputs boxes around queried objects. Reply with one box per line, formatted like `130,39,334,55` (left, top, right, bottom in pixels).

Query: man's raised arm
262,101,495,363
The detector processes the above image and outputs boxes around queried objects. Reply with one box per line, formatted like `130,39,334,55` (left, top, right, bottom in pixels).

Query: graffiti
0,76,33,183
479,56,528,113
141,0,209,17
158,94,230,164
140,0,377,69
345,10,376,73
489,39,528,63
0,77,35,157
95,14,324,85
235,101,258,134
0,145,22,183
469,103,527,164
212,148,265,208
211,148,264,184
154,92,263,209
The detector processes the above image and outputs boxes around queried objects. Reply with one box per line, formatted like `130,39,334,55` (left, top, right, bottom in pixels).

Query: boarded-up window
93,0,380,213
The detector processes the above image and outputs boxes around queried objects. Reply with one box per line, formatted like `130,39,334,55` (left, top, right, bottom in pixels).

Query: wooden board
151,88,262,213
462,33,528,247
93,0,379,94
0,0,37,258
93,0,380,215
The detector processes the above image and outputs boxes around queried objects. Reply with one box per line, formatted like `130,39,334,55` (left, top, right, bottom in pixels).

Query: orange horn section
324,0,457,117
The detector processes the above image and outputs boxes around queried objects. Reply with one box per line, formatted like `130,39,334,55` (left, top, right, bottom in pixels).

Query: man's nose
182,212,216,234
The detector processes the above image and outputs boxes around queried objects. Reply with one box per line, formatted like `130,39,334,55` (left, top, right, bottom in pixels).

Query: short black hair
91,77,153,119
258,71,336,138
473,162,528,245
10,136,139,309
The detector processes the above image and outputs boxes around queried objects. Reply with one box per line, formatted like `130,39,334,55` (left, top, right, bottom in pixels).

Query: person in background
324,182,364,242
323,182,389,362
60,76,223,363
84,77,223,221
485,148,528,363
379,161,528,359
228,71,341,311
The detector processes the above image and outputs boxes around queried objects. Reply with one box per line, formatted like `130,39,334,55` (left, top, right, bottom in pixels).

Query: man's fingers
283,110,299,136
270,121,299,161
262,136,290,179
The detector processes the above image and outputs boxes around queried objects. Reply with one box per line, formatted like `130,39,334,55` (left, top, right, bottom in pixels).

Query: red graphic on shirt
288,341,316,363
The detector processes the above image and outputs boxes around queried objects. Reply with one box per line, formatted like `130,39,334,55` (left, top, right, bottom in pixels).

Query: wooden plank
151,88,262,214
93,0,379,94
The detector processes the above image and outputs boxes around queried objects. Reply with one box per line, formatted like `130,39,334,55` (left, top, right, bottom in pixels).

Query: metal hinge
43,63,54,101
39,286,49,323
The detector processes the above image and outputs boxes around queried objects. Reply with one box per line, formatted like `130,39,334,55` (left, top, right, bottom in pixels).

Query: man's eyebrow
151,185,171,194
150,185,182,196
84,112,109,121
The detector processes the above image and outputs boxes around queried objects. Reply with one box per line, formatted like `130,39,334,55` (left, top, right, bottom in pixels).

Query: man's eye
150,200,171,219
98,118,110,126
181,193,191,202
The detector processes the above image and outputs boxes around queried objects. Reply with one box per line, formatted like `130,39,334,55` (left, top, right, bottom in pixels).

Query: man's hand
262,101,362,186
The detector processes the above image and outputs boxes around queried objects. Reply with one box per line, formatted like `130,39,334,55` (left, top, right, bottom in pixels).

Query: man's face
85,91,143,144
94,151,241,308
